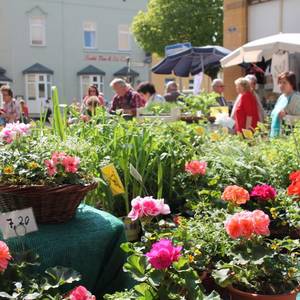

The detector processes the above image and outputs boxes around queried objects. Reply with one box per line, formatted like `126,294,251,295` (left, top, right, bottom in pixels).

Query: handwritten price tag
101,164,125,196
0,208,38,239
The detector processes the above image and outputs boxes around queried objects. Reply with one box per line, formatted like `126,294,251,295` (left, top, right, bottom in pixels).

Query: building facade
223,0,300,100
0,0,149,115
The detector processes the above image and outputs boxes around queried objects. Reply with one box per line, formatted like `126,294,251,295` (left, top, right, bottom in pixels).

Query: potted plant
212,210,300,299
0,123,96,223
0,240,95,299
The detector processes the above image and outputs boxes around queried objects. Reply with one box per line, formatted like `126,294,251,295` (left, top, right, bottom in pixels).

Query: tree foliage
132,0,223,56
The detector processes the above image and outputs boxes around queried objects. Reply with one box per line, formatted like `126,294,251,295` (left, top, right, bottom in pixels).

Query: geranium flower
250,184,277,201
222,185,250,205
68,286,95,300
45,159,57,176
51,152,67,164
0,122,30,143
146,239,182,270
0,241,12,272
128,196,170,221
185,160,207,175
62,155,80,173
225,210,270,239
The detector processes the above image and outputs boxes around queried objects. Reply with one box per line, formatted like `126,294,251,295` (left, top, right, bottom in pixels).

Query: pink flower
0,122,31,143
185,160,207,175
250,184,277,201
51,152,66,164
128,196,170,221
0,241,12,272
225,210,270,239
252,210,270,236
69,286,95,300
62,155,80,173
225,215,242,239
146,239,182,270
44,159,57,176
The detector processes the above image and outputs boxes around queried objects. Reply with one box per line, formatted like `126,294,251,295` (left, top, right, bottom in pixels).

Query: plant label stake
0,208,38,239
129,164,143,184
101,164,125,196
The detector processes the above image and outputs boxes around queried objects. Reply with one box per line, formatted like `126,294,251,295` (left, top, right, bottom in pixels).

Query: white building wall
248,0,300,42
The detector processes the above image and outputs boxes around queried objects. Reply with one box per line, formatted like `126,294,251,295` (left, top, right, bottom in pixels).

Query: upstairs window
118,25,130,51
30,16,46,46
83,22,97,49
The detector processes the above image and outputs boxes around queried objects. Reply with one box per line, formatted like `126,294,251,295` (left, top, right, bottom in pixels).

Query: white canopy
221,33,300,68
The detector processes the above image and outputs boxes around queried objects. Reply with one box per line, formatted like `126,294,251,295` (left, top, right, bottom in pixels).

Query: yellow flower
189,255,194,263
210,132,220,142
195,127,205,136
3,166,14,175
28,162,39,170
270,207,278,219
271,243,279,251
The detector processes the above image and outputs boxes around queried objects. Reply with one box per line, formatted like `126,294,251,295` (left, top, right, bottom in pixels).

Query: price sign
101,164,125,196
0,208,38,239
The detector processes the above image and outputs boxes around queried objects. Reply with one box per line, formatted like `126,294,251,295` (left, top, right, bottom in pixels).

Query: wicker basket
0,183,97,224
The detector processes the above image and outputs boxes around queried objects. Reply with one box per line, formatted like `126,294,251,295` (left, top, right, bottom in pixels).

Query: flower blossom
146,239,182,270
288,170,300,197
0,241,12,272
222,185,250,205
185,160,207,175
225,210,270,239
128,196,170,221
0,122,31,143
250,184,277,201
68,286,95,300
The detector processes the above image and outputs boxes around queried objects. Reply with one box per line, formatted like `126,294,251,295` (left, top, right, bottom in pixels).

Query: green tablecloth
1,205,128,297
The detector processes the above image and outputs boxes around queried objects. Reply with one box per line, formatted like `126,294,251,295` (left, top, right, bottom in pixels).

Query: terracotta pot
227,285,299,300
120,216,140,242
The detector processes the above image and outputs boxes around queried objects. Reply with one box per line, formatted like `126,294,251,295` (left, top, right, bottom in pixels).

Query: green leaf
124,255,147,281
43,267,81,290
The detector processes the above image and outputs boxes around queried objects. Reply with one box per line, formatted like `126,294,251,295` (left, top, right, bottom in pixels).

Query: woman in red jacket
233,77,259,133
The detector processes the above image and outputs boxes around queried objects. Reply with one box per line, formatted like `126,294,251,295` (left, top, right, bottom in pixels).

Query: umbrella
221,33,300,68
152,46,231,77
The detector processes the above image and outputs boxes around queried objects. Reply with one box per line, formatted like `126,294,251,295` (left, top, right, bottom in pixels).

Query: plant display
0,241,95,300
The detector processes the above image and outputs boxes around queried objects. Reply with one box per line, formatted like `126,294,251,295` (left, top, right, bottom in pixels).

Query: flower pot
0,183,97,224
120,217,140,242
227,285,299,300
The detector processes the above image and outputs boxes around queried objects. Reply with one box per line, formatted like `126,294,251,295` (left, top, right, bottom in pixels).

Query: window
30,16,46,46
25,74,52,101
118,25,130,51
83,22,96,49
80,75,104,100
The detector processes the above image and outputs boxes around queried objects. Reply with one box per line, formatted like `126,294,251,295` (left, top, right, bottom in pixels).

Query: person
81,96,102,122
245,74,266,122
232,77,259,133
83,85,105,107
0,85,20,123
270,71,300,137
137,82,165,107
19,99,30,123
44,99,52,123
109,78,146,116
211,79,227,106
164,81,182,102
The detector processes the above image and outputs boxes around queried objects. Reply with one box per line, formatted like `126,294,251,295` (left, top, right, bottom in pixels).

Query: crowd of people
1,72,300,137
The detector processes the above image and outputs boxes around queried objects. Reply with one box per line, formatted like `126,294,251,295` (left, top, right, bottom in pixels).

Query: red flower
185,160,207,175
68,286,95,300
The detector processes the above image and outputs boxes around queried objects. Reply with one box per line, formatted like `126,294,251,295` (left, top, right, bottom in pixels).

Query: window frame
25,73,52,101
118,24,131,51
29,16,46,46
83,21,97,49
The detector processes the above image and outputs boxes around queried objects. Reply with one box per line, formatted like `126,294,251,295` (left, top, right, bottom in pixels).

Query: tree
132,0,223,56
